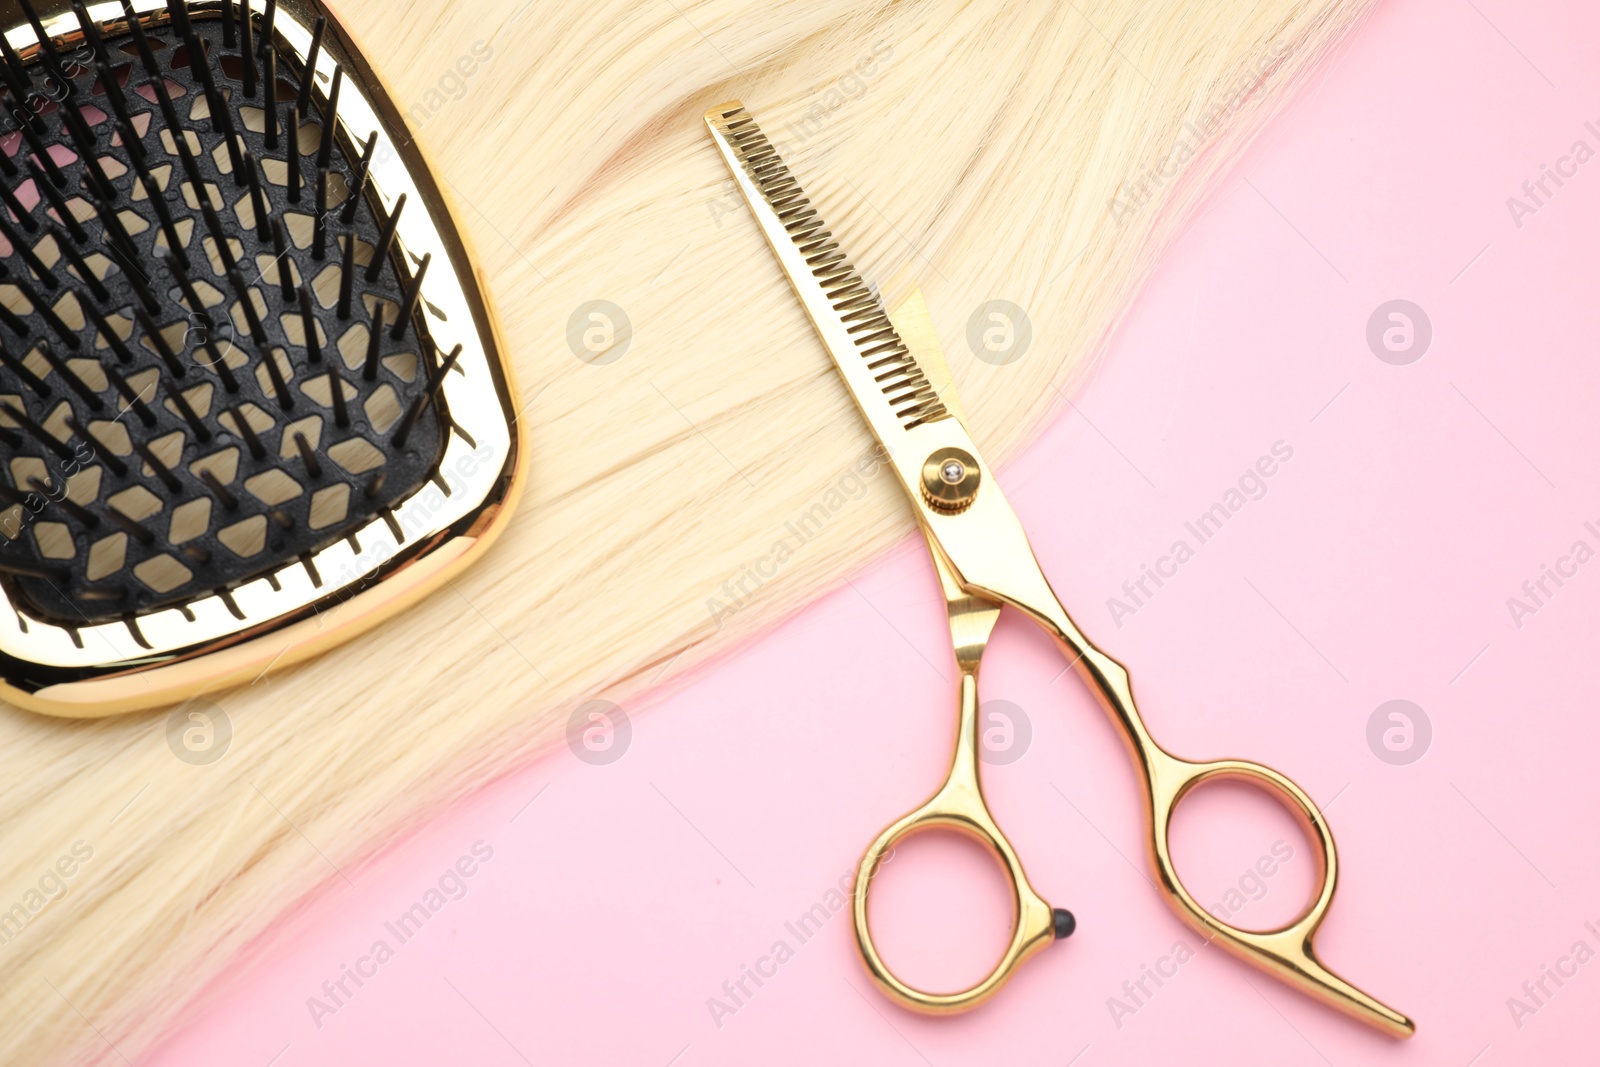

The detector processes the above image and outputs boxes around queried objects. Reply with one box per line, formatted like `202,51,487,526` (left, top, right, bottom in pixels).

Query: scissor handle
1060,629,1417,1037
852,673,1072,1013
1139,747,1411,1035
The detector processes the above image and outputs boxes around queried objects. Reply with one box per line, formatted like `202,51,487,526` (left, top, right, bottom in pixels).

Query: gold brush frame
0,0,526,718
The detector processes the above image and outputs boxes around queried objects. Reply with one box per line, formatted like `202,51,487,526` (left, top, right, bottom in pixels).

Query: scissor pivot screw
922,448,981,512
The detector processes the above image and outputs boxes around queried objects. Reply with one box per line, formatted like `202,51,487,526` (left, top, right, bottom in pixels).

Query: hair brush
0,0,525,717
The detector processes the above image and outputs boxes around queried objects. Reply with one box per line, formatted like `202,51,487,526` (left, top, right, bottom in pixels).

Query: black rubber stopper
1052,908,1076,940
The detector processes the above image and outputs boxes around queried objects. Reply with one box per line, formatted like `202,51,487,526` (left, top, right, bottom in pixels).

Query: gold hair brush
0,0,525,717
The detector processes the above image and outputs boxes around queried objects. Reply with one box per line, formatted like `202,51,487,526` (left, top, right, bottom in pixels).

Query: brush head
0,1,522,715
0,3,443,627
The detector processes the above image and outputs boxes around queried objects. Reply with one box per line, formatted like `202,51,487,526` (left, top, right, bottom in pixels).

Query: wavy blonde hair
0,0,1376,1061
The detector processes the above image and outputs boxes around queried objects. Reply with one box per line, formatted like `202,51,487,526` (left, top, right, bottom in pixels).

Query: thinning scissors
705,101,1413,1037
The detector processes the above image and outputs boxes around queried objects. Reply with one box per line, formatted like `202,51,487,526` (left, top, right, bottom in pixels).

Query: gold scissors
705,101,1414,1037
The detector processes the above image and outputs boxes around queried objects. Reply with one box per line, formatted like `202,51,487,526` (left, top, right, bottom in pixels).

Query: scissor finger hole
1167,778,1318,933
864,829,1016,994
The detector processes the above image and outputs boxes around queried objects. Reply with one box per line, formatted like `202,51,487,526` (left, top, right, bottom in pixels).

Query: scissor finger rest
1143,750,1416,1037
853,675,1070,1013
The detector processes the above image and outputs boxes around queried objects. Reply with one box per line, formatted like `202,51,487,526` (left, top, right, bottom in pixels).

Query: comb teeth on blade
707,103,948,431
0,1,450,630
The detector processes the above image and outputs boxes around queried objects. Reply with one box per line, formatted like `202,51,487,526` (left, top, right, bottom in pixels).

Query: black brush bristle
72,1,112,71
0,2,444,627
297,17,325,115
17,0,72,97
286,101,304,203
263,48,279,150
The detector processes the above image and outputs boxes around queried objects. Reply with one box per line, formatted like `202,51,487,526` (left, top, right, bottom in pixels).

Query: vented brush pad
0,4,444,629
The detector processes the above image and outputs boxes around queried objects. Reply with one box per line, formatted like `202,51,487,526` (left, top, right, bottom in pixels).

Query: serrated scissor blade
704,101,949,441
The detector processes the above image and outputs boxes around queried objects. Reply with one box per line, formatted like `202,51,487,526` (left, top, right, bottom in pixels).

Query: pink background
147,0,1600,1063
